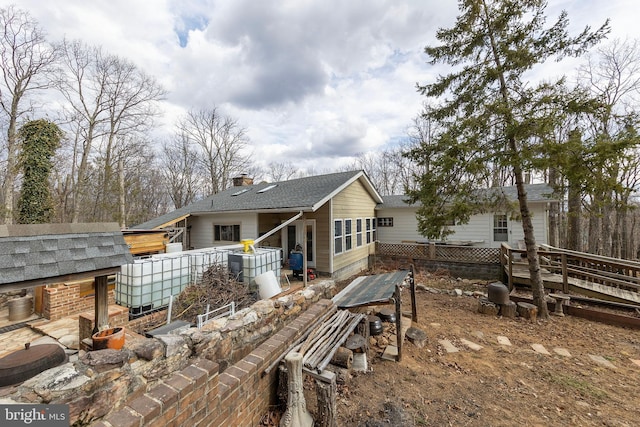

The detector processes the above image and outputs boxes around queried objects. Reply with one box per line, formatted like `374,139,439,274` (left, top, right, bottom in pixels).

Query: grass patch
546,373,608,400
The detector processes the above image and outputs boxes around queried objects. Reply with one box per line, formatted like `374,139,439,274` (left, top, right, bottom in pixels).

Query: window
493,215,508,242
345,219,352,251
366,218,372,244
214,224,241,242
372,217,377,242
334,220,343,254
257,184,277,193
356,218,363,247
377,217,393,227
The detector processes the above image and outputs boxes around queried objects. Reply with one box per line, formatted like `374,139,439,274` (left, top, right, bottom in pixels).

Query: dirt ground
315,272,640,427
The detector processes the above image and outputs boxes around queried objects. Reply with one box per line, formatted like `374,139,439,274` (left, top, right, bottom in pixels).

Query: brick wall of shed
91,299,334,427
42,283,116,321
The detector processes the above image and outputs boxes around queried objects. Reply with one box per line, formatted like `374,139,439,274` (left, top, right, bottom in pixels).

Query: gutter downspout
253,211,304,245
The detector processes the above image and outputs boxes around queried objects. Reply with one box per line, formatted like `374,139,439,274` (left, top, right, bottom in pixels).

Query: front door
283,220,315,267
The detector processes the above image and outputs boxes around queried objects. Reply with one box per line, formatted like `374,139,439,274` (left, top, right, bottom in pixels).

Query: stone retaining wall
0,279,337,427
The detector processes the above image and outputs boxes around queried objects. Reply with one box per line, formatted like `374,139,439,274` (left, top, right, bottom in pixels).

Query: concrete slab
438,339,459,353
497,336,512,346
459,338,483,351
588,354,616,369
630,359,640,368
531,344,551,355
553,347,572,357
381,345,398,361
471,331,485,341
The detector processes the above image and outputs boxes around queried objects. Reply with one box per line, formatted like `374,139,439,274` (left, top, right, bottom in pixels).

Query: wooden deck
509,264,640,305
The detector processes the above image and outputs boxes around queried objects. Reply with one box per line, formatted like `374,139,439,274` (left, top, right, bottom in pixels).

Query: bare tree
160,134,202,209
577,39,640,257
265,161,300,182
177,108,251,194
56,39,165,222
0,6,57,224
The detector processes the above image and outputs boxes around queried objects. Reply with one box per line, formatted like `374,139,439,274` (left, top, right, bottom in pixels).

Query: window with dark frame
345,219,352,251
356,218,363,247
334,219,343,254
366,218,371,244
377,217,393,227
214,224,241,242
493,214,508,242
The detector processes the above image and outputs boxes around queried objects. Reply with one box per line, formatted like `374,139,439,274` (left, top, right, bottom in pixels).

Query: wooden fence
376,242,501,264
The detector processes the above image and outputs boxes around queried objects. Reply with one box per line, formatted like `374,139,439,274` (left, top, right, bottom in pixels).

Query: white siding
376,203,549,248
376,208,422,244
188,213,259,249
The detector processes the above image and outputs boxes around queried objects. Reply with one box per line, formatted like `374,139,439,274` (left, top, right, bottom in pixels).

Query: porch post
302,218,308,287
93,275,109,334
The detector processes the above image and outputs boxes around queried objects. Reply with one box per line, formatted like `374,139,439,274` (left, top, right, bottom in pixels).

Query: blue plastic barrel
289,251,303,271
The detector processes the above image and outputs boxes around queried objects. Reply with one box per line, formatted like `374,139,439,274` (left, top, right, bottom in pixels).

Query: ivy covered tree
406,0,609,317
17,119,63,224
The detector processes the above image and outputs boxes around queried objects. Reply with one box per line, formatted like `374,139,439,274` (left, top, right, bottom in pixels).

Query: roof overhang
0,266,121,292
153,213,191,229
190,207,315,216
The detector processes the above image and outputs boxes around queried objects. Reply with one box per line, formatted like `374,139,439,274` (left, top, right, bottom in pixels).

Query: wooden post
508,246,514,291
428,243,436,260
302,218,307,288
561,253,568,293
93,275,109,334
409,265,418,323
395,284,402,362
315,371,337,427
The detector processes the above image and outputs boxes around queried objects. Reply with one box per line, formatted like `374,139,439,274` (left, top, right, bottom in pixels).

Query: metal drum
487,282,510,305
8,296,33,321
369,315,383,336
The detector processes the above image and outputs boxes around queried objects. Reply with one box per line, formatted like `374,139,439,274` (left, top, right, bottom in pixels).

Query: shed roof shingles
0,223,133,286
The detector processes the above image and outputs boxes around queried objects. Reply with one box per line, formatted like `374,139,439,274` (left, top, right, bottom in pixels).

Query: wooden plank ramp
509,266,640,306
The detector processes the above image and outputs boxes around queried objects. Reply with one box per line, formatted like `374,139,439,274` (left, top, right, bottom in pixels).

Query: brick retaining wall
91,299,334,427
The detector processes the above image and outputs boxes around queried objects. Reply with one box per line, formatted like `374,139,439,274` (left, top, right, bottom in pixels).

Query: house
375,184,557,248
134,170,383,281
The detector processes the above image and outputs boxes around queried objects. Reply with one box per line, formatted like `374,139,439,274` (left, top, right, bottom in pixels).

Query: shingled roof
0,222,133,291
135,170,382,229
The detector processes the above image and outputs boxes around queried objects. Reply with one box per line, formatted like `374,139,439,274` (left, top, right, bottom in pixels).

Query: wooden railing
376,242,500,264
500,243,640,298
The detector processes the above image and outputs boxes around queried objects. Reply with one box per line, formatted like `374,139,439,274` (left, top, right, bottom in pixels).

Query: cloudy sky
4,0,640,174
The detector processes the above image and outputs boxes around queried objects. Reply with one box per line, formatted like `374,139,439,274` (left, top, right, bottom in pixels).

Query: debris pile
171,263,258,323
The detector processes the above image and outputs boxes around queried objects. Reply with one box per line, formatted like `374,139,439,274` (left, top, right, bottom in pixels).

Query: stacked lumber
299,310,365,373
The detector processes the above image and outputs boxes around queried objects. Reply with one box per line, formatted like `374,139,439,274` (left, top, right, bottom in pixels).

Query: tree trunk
547,168,559,248
514,168,549,319
315,377,337,427
566,181,581,251
588,206,602,255
330,347,353,369
2,103,19,224
118,156,126,228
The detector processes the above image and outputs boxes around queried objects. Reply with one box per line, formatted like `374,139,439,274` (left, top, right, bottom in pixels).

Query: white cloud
2,0,639,176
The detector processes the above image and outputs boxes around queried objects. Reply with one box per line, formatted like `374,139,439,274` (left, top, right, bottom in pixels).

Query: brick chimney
232,174,254,187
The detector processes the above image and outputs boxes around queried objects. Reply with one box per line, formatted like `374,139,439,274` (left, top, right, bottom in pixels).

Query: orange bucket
92,327,125,350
